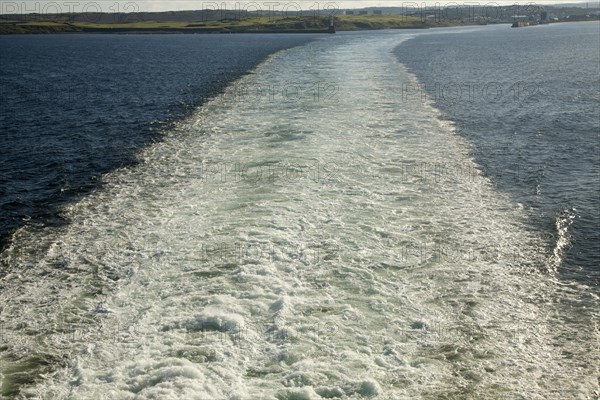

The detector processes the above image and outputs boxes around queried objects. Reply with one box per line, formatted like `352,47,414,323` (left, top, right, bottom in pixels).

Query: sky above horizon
2,0,599,14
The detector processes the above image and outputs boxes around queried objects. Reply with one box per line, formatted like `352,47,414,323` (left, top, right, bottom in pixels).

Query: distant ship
512,12,547,28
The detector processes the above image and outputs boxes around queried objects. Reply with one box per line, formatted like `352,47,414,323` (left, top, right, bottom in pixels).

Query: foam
2,28,598,400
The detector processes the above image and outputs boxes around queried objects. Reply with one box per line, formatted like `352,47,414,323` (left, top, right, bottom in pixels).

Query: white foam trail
549,207,576,273
1,29,598,399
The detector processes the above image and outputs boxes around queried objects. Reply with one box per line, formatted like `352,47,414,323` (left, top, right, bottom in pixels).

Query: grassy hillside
335,15,459,29
0,15,464,34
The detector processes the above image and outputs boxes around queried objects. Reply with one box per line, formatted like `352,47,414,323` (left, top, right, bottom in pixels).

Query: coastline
0,15,469,35
1,18,595,35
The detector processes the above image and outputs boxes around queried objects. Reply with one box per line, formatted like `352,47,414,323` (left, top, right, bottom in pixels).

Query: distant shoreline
0,15,471,35
1,12,597,35
0,24,335,35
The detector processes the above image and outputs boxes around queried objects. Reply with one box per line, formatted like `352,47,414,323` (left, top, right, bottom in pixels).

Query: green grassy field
335,14,454,29
0,15,464,34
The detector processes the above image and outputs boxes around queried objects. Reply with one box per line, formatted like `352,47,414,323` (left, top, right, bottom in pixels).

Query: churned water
1,25,598,399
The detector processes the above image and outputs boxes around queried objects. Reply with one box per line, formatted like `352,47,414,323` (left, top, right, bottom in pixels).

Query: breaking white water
1,29,598,399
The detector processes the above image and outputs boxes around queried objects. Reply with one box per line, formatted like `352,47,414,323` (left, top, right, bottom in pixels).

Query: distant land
0,15,472,34
0,4,598,34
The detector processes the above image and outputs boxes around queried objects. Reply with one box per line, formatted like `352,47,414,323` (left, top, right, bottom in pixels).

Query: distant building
345,10,354,15
359,10,368,15
373,10,382,15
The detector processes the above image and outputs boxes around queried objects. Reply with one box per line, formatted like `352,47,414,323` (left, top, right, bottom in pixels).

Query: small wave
549,207,577,273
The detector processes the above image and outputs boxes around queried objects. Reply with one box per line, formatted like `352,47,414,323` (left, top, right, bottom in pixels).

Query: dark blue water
0,33,316,250
395,22,600,285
